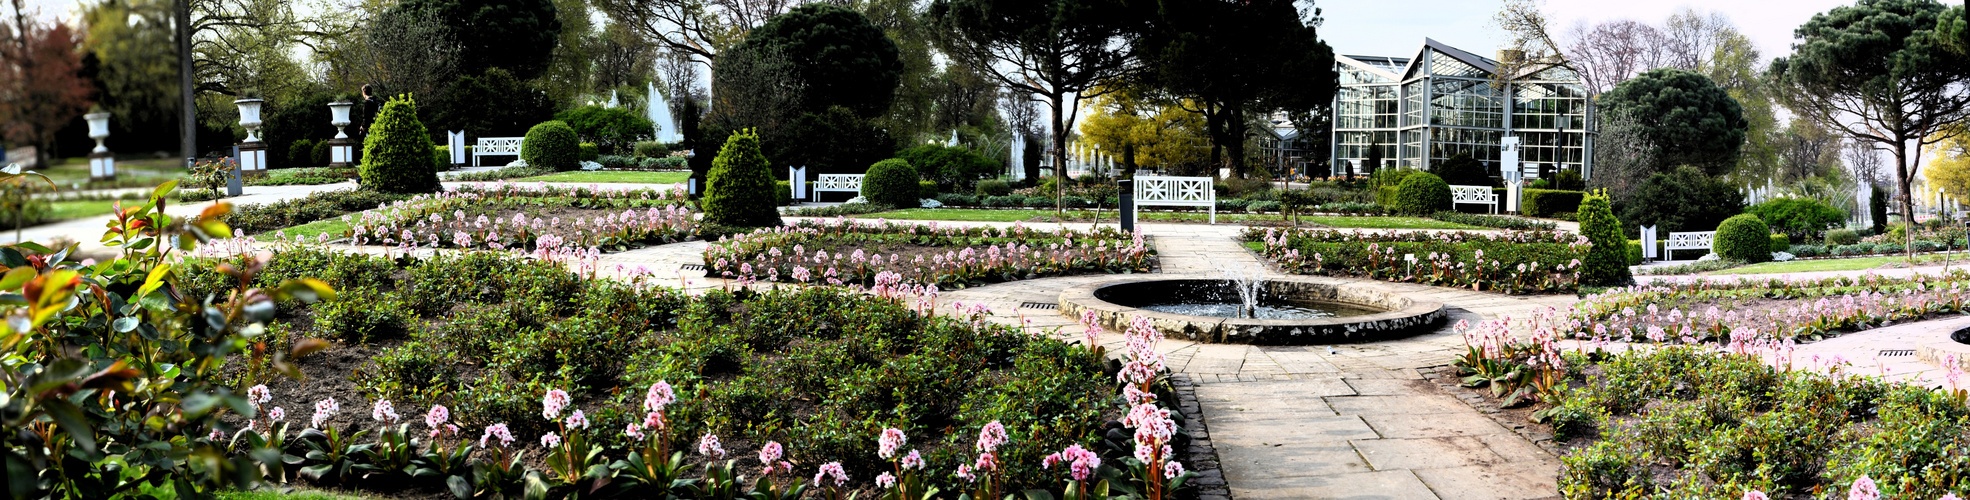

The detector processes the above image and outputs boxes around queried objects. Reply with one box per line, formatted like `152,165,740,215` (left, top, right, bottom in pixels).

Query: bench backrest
1450,185,1497,203
814,174,864,192
1666,231,1715,250
1135,176,1214,207
475,137,524,155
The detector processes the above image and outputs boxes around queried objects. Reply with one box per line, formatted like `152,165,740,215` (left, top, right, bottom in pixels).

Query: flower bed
150,246,1198,499
1426,210,1558,230
1246,227,1589,294
1454,311,1970,498
1570,272,1970,344
223,188,409,236
343,181,696,252
702,218,1153,287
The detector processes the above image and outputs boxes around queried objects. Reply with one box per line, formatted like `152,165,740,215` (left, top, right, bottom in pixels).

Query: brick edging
1171,373,1232,500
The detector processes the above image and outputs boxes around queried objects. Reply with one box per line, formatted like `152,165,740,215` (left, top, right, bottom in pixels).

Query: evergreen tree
1578,190,1632,286
360,95,443,194
702,129,783,227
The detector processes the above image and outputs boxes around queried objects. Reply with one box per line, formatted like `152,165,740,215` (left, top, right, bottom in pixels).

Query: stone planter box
1059,275,1445,345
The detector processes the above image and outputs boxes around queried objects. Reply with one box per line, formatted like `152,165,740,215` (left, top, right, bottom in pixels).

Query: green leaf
152,180,179,202
112,317,140,333
137,263,172,299
1022,489,1057,500
0,268,34,290
524,471,550,500
448,474,473,499
41,399,98,453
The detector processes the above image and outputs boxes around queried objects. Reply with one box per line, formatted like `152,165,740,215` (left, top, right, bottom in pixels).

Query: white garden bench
814,174,864,201
1451,185,1499,214
472,137,523,166
1665,231,1715,261
1134,175,1216,224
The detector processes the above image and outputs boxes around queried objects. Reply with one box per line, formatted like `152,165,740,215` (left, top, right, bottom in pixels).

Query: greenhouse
1331,38,1595,180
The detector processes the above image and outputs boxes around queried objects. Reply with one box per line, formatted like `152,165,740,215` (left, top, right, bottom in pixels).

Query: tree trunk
1048,91,1066,220
1894,141,1916,259
176,0,196,164
1224,101,1248,179
1122,142,1136,177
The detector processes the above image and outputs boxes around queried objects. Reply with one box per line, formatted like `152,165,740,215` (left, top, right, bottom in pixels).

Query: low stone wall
1059,275,1445,345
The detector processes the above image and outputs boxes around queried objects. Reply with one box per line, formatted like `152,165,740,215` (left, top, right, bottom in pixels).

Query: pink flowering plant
1247,227,1588,294
342,182,695,255
538,389,609,489
703,218,1151,288
1572,272,1970,345
613,381,700,494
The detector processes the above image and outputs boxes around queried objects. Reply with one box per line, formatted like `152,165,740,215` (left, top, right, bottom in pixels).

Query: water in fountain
1216,263,1263,319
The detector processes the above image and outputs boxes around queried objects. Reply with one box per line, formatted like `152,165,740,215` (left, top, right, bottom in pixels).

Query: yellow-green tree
1925,127,1970,204
1078,88,1209,175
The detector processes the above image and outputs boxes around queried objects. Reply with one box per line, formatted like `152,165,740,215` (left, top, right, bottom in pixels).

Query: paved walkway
936,229,1575,500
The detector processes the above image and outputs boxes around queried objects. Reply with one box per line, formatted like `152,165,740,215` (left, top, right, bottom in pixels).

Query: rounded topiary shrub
976,179,1012,197
579,142,600,162
702,129,783,227
311,140,331,166
1824,228,1860,246
1578,191,1631,286
1393,172,1451,214
1715,214,1773,263
359,95,442,194
521,121,580,172
862,158,919,208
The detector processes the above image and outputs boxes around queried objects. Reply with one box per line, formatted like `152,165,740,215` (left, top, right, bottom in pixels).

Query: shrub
1579,191,1632,286
1826,228,1861,246
862,158,920,208
702,129,784,227
1749,198,1847,242
1432,152,1491,186
1393,172,1451,214
311,140,331,166
1522,189,1586,218
1626,239,1644,266
1553,169,1585,190
776,180,792,206
1428,211,1560,230
596,155,633,169
984,195,1023,207
918,180,939,200
578,142,600,161
1790,244,1826,258
1620,166,1745,233
976,179,1012,197
1247,200,1281,212
936,193,977,206
1875,242,1905,254
434,145,452,172
633,140,666,158
898,144,998,191
1376,185,1399,207
1714,214,1773,263
554,105,656,153
287,139,316,168
654,156,686,169
1770,233,1791,253
1911,240,1941,253
1251,228,1587,294
521,120,581,171
358,95,443,193
315,286,412,342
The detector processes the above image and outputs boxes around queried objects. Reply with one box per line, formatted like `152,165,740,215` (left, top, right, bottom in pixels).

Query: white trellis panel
1134,175,1216,224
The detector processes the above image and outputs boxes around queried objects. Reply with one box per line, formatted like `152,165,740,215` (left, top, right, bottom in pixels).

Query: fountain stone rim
1058,275,1446,345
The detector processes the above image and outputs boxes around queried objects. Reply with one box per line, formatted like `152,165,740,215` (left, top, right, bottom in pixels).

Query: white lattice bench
472,137,523,166
814,174,864,201
1451,185,1498,214
1134,175,1216,224
1665,231,1715,261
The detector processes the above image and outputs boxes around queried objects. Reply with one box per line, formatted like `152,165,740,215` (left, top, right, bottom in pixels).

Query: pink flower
1043,444,1102,481
1849,475,1879,500
425,405,449,429
311,398,339,429
565,409,589,429
878,427,907,460
267,407,285,423
698,433,725,458
372,400,399,423
624,422,646,440
1164,461,1185,479
955,464,976,482
644,381,675,412
642,411,666,432
813,462,848,488
479,423,514,448
974,451,998,472
900,450,924,470
542,389,571,420
876,472,896,489
247,385,271,408
759,441,784,464
541,432,562,448
976,421,1007,453
1742,491,1769,500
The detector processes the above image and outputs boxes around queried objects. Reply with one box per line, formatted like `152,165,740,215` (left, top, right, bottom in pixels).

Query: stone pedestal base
88,151,116,181
239,142,268,177
328,137,356,168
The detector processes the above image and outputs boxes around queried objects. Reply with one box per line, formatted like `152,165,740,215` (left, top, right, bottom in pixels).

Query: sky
1320,0,1856,65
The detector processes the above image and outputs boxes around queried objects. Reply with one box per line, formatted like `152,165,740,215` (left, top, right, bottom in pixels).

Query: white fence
1134,175,1216,224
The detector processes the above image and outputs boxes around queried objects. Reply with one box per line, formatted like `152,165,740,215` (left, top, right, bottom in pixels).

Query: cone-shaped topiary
702,128,783,227
1715,213,1773,263
1393,172,1451,214
862,158,919,208
359,95,443,194
522,121,580,171
1578,190,1632,286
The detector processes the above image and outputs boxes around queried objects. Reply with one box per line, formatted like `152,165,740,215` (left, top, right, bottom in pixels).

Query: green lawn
44,199,125,221
1708,254,1965,275
516,170,689,184
841,208,1482,229
33,157,186,189
252,218,350,242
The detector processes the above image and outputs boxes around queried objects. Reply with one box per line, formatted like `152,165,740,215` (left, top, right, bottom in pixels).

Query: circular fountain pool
1061,277,1445,345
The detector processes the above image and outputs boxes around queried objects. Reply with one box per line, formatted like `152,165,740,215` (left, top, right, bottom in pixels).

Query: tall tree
174,0,344,158
998,88,1041,181
1596,67,1747,176
1701,30,1779,183
391,0,563,81
594,0,799,64
84,0,181,153
1078,85,1208,174
594,21,659,92
1136,0,1334,178
1773,118,1843,183
929,0,1138,187
1,1,93,168
730,4,901,118
1941,1,1967,54
1770,0,1970,230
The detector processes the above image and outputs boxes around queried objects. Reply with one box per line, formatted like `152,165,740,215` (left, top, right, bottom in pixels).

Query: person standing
359,84,384,138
